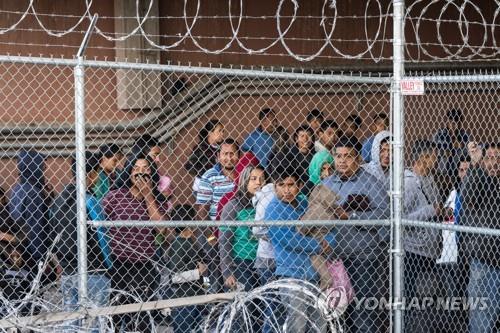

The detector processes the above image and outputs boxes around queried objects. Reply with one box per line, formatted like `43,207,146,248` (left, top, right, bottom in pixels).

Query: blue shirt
87,195,113,269
362,136,375,163
266,196,336,281
242,129,275,167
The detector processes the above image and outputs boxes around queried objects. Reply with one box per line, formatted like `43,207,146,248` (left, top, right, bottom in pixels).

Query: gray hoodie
362,131,392,188
322,168,390,259
402,169,441,259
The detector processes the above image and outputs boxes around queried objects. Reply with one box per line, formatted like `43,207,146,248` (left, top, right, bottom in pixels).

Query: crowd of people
0,107,498,333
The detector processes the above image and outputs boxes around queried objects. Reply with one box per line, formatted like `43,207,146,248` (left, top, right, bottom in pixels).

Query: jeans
280,285,327,333
61,273,111,333
172,304,204,332
256,260,280,333
468,258,500,333
226,258,262,332
345,253,388,333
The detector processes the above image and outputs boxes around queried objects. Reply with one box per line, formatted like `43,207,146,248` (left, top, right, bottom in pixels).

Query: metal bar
75,13,98,312
392,1,405,332
0,55,391,84
402,220,500,237
74,58,88,307
88,219,391,228
404,74,500,83
0,293,236,329
76,15,98,58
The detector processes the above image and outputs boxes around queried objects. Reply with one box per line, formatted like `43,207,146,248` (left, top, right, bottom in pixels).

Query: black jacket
460,167,499,267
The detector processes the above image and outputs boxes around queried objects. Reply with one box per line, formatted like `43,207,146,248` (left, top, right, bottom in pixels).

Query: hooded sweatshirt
51,184,111,275
322,168,390,259
9,151,50,260
308,150,334,185
402,169,441,259
362,131,391,188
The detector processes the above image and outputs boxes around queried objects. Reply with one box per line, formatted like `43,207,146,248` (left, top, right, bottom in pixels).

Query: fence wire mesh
0,59,498,333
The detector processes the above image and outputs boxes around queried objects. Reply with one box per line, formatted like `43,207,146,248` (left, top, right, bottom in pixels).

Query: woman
308,150,334,185
102,154,171,332
219,165,266,330
185,119,225,195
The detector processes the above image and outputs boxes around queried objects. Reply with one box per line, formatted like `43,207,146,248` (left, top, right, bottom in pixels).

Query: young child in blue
265,165,336,333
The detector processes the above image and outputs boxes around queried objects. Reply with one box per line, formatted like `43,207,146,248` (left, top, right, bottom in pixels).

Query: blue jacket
242,129,274,167
9,151,50,260
266,196,336,281
322,168,390,259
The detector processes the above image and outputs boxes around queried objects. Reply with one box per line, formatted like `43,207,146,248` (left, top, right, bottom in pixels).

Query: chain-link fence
0,57,498,333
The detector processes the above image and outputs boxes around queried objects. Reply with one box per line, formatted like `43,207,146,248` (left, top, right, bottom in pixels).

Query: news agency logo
350,297,489,311
316,286,350,319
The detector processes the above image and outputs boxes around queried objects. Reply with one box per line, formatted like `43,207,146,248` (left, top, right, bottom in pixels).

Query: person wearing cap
93,143,121,200
433,109,470,183
322,136,390,333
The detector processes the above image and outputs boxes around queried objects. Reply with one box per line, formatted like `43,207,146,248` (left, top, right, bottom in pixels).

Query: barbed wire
0,0,498,62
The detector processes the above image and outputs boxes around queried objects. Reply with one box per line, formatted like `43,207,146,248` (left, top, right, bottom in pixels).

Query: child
165,204,208,333
299,184,342,290
266,166,336,333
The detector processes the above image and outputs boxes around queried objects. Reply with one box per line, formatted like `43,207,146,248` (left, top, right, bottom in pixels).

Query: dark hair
374,113,389,126
71,151,100,178
306,109,324,122
447,109,463,122
335,136,362,155
459,154,472,163
345,114,363,129
272,163,301,183
131,134,160,157
119,154,162,201
98,143,121,160
293,125,314,142
258,108,275,121
218,138,239,153
411,139,437,163
199,119,223,143
484,142,500,151
320,119,338,132
171,204,196,233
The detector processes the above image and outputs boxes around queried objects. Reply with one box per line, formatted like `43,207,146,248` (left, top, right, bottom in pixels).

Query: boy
314,119,339,153
266,166,336,333
166,204,208,333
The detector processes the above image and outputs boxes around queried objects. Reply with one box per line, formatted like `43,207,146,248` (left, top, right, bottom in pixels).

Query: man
242,108,277,167
341,114,363,138
436,155,470,333
402,140,445,333
433,109,470,187
52,152,111,332
195,138,239,292
93,143,121,200
314,119,339,153
269,125,315,185
461,143,499,333
362,130,391,188
9,150,51,262
322,136,390,333
362,113,389,162
306,108,325,139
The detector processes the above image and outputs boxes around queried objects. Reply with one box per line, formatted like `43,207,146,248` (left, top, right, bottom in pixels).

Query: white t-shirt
252,183,276,259
436,189,458,264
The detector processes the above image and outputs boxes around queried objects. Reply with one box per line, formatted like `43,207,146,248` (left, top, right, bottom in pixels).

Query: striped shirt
102,188,168,263
195,164,235,220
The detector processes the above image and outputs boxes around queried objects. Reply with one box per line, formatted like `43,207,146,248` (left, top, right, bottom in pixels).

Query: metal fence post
75,14,98,308
392,1,405,332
